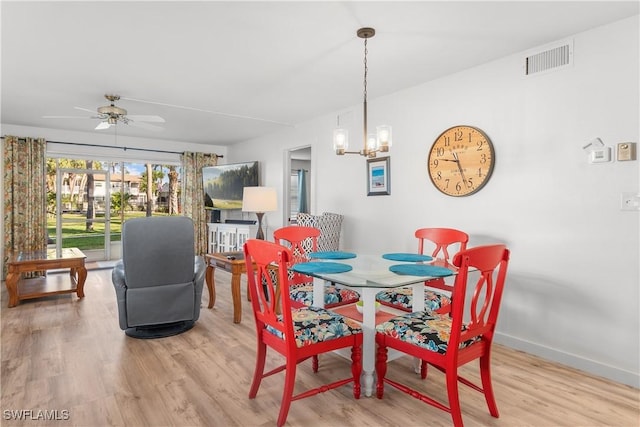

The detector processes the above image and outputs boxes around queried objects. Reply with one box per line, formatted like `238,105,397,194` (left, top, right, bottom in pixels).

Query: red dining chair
376,227,469,313
274,225,359,308
244,239,363,427
375,244,510,427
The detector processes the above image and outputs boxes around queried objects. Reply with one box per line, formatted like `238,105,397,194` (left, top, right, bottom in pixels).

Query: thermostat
589,147,611,163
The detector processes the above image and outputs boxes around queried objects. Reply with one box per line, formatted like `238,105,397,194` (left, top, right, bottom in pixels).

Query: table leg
76,265,87,298
5,270,20,308
231,272,242,323
360,287,378,397
205,264,216,309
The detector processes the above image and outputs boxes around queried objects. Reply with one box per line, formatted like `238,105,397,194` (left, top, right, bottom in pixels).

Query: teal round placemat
292,262,353,275
309,251,357,260
389,264,453,277
383,253,433,262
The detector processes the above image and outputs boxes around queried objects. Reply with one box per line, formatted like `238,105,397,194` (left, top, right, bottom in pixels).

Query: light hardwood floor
1,266,638,427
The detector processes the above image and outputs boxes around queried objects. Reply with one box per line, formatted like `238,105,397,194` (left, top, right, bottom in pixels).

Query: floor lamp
242,187,277,240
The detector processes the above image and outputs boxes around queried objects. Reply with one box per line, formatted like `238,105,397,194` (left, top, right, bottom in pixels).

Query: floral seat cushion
376,311,480,354
290,283,360,308
267,306,363,348
376,287,451,312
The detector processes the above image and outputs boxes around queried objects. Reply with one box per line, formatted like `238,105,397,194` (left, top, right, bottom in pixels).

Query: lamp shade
242,187,277,212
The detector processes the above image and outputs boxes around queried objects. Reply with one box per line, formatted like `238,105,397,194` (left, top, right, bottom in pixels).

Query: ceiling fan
43,94,165,131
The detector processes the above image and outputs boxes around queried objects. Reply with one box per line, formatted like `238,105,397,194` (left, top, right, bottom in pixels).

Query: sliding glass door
51,160,112,262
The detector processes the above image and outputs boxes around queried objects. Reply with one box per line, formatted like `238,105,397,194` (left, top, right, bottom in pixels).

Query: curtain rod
1,136,223,158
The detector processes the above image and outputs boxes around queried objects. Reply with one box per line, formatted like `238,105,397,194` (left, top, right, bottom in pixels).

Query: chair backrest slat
274,226,320,264
244,239,295,342
415,227,469,261
451,245,510,344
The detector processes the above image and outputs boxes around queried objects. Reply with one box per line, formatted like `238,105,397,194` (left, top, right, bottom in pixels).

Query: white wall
228,16,640,387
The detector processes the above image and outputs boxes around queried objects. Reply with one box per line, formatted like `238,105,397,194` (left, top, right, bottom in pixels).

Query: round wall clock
427,125,495,197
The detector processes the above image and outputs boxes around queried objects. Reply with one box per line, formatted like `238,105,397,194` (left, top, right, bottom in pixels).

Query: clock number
480,153,487,164
443,136,451,146
436,147,445,157
436,171,442,180
476,140,484,150
432,159,439,167
454,130,463,142
477,167,483,177
455,181,462,192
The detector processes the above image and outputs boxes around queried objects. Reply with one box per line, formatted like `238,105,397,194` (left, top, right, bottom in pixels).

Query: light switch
617,142,637,161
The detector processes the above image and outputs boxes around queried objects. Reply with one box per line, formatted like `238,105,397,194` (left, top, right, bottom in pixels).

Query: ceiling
2,1,638,147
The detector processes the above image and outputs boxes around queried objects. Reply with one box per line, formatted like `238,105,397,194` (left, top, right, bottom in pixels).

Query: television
202,161,259,210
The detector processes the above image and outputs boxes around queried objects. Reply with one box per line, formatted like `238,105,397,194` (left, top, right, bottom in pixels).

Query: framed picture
366,156,390,196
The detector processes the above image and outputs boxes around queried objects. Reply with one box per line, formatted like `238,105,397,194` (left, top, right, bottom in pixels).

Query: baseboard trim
495,332,639,389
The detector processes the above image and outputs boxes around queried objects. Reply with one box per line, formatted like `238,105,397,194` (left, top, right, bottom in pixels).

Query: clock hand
452,152,470,188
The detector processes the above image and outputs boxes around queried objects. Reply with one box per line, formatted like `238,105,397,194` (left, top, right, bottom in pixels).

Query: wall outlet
617,142,637,161
621,192,640,211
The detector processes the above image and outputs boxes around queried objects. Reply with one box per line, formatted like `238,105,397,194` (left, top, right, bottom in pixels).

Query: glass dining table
292,252,460,397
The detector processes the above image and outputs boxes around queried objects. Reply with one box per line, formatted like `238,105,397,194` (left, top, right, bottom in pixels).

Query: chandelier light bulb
333,128,349,154
377,125,392,151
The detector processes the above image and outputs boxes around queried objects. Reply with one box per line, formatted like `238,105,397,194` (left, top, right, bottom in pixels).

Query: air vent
525,39,573,76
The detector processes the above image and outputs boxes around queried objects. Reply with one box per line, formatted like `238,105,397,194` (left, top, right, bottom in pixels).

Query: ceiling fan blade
74,106,97,114
43,115,93,119
95,122,112,130
121,96,293,127
126,114,165,123
129,121,163,131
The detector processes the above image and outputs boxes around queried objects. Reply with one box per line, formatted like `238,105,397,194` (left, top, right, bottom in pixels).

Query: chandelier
333,27,392,158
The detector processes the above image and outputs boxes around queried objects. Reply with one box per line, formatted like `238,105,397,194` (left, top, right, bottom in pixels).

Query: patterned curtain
181,151,218,255
3,136,47,279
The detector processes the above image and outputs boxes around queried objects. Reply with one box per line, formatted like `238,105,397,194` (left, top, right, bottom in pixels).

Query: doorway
285,146,312,224
54,162,112,262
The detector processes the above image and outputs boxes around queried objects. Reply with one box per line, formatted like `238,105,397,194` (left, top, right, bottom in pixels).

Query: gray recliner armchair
112,216,205,338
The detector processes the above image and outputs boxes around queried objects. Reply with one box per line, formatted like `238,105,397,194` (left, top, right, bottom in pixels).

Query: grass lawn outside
48,212,169,250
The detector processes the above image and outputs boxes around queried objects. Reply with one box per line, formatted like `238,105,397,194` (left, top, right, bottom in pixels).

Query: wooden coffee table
5,247,87,308
204,251,256,324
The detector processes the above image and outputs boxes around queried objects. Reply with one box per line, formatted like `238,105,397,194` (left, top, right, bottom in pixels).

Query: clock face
427,125,495,197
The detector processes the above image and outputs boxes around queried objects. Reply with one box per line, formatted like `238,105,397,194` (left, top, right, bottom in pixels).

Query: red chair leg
312,355,319,373
446,368,464,427
480,353,499,418
420,360,428,379
351,345,362,399
277,359,298,427
375,342,388,399
249,341,267,398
